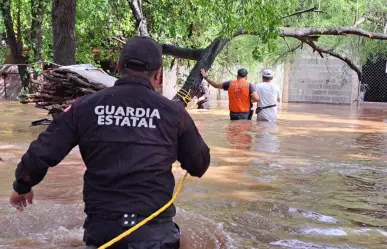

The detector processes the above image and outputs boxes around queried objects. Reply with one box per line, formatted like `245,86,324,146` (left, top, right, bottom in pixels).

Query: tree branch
279,26,387,40
161,44,204,60
297,37,362,81
112,36,126,44
173,37,230,105
111,36,204,60
282,7,326,19
354,14,386,28
234,26,387,81
128,0,149,36
235,26,387,40
282,37,291,50
354,15,369,27
272,43,302,65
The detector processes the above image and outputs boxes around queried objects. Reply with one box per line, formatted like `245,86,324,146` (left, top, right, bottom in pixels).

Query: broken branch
280,26,387,40
272,43,302,65
112,36,204,60
161,44,204,61
354,15,369,27
235,26,387,40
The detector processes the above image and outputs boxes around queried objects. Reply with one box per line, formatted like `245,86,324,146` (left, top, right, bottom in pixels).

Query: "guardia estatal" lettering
94,105,161,128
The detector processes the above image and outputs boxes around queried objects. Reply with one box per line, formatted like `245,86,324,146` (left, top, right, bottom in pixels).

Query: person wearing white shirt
255,69,280,122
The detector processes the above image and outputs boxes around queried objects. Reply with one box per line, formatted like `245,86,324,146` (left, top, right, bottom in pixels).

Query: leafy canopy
0,0,386,68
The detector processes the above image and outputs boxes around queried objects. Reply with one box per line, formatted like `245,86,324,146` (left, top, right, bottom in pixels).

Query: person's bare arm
251,92,260,103
201,69,222,89
249,83,259,103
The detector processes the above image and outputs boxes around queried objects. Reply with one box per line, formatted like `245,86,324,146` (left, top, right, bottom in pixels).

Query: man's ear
154,68,162,82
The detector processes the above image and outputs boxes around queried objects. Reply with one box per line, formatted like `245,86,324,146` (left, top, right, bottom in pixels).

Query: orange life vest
228,79,251,113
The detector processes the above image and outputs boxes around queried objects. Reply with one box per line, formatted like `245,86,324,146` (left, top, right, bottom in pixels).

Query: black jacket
14,77,210,218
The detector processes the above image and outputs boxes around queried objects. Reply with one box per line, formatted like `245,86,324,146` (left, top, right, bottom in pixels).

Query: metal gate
362,57,387,102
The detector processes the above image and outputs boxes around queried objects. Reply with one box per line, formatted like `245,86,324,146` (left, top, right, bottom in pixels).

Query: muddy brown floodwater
1,100,387,249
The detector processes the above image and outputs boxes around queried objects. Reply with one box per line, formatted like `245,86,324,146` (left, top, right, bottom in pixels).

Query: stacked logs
21,68,109,117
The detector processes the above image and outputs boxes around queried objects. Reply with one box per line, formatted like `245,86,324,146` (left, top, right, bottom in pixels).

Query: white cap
262,69,274,78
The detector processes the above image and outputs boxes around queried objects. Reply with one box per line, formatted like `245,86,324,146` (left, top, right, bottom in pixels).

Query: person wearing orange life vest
200,68,259,120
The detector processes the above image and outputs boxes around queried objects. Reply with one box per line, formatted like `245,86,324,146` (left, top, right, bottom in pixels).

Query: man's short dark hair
237,68,248,77
263,76,273,81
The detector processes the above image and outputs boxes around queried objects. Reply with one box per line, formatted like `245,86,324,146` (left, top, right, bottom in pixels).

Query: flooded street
1,100,387,249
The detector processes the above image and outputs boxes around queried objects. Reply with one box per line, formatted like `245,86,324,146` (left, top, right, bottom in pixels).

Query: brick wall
287,51,359,104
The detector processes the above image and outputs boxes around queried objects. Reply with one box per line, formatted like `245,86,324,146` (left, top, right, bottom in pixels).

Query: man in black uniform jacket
9,36,211,249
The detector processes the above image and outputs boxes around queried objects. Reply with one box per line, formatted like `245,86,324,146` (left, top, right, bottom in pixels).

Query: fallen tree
10,0,387,119
124,0,387,104
234,26,387,81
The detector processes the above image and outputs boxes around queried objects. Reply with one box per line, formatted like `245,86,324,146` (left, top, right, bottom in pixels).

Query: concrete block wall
162,66,181,99
287,51,359,104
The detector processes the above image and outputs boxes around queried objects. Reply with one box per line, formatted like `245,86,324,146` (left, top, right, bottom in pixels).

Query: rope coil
176,89,192,105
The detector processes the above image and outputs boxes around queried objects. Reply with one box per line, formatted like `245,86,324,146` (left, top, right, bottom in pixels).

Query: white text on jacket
94,105,161,128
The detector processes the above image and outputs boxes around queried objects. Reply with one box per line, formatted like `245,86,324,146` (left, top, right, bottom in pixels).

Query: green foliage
146,0,289,47
277,0,387,65
0,0,386,72
1,0,137,66
0,46,8,64
17,86,29,101
76,0,136,65
10,0,31,43
27,62,43,75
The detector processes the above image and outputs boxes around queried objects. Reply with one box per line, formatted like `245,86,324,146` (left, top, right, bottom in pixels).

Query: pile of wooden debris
20,64,117,118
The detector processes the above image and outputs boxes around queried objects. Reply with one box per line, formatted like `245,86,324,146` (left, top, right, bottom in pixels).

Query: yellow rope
187,102,196,110
97,172,188,249
176,89,192,105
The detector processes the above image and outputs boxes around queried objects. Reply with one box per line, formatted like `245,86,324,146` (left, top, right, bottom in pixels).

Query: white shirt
255,82,280,121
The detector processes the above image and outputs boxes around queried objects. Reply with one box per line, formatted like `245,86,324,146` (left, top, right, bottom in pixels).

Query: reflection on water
1,100,387,248
225,121,253,150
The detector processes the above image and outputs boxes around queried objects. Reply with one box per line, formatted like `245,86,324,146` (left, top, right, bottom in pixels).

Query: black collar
114,76,155,91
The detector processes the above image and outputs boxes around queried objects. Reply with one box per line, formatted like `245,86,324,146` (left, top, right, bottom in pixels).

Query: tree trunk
128,0,149,36
16,0,22,52
172,38,230,106
0,0,30,87
0,0,23,63
31,0,48,62
162,44,203,60
52,0,76,65
127,0,230,106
